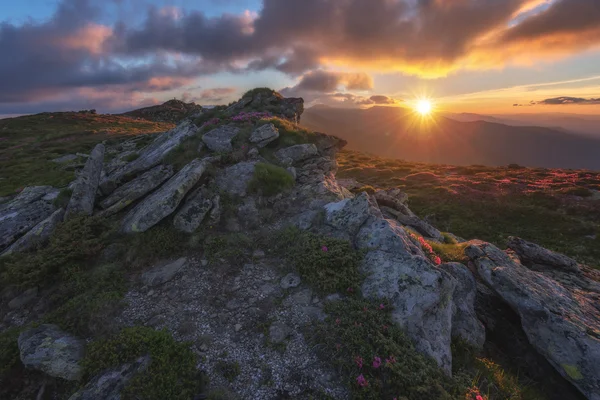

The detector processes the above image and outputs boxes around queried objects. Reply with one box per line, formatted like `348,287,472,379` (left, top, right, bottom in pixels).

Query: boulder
65,143,105,219
269,322,292,344
1,208,65,256
226,90,304,121
100,121,198,194
465,241,600,399
8,287,38,310
69,356,151,400
202,125,240,153
215,161,257,196
141,258,187,287
507,236,580,273
439,262,485,349
18,324,84,380
381,207,444,242
324,192,371,237
52,154,78,164
250,123,279,148
173,188,214,233
99,164,174,216
275,144,318,166
374,189,410,214
0,186,57,252
121,158,209,233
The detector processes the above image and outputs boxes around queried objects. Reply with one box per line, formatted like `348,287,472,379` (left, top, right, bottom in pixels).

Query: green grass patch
273,227,363,294
163,135,204,170
0,327,21,384
125,224,188,269
123,152,140,162
82,326,205,400
428,241,469,263
204,233,254,265
248,162,295,196
242,87,276,99
258,117,313,148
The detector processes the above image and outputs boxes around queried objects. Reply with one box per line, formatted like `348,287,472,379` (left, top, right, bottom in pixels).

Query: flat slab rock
275,144,318,166
466,241,600,400
1,208,65,256
202,125,240,153
215,161,258,197
141,258,187,287
18,324,84,381
250,123,279,148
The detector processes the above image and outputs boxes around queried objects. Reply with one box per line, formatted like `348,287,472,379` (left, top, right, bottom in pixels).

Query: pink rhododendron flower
379,303,385,310
335,318,341,325
476,396,484,400
372,356,382,368
322,246,328,252
433,256,442,265
386,355,397,365
356,374,368,387
354,356,363,369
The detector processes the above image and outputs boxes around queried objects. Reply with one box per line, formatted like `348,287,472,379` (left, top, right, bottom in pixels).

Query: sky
1,0,599,117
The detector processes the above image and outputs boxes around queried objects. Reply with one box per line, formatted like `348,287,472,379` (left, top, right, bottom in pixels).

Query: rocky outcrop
99,164,174,216
324,192,371,237
18,324,84,381
466,241,600,400
250,123,279,147
507,236,581,273
121,158,210,233
122,99,202,123
275,144,318,166
202,125,240,153
0,186,57,252
69,356,151,400
215,161,258,196
173,187,214,233
226,89,304,121
65,143,105,219
100,121,198,195
1,208,65,256
439,262,485,349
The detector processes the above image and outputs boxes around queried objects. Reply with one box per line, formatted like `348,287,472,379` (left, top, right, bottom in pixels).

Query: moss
562,364,584,380
428,241,469,263
82,327,205,400
273,227,363,294
248,162,295,196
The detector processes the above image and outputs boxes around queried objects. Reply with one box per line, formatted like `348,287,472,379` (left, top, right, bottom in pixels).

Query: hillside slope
303,105,600,170
121,99,202,123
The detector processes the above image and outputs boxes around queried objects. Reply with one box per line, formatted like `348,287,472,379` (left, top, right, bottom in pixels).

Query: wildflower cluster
466,386,486,400
230,111,272,122
410,233,442,265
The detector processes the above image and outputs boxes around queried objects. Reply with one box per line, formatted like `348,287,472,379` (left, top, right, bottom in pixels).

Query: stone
100,121,198,194
202,125,240,153
465,241,600,399
215,161,257,196
122,158,209,233
173,188,213,233
1,208,64,257
8,287,38,310
235,323,243,332
248,147,260,158
291,289,313,306
252,249,265,259
65,143,105,219
280,273,301,289
238,197,260,229
382,207,444,242
275,144,318,166
356,217,424,258
52,154,78,163
141,258,187,287
250,123,279,147
68,356,151,400
18,324,84,381
507,236,580,273
324,192,371,237
374,189,411,214
0,186,57,252
206,195,221,227
269,322,291,344
99,164,174,216
439,262,485,349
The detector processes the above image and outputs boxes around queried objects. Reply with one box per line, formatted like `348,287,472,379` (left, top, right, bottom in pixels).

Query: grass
125,224,189,269
273,227,363,294
337,149,600,267
242,87,276,99
203,233,254,265
53,188,73,208
248,162,295,196
0,112,173,196
82,326,205,400
163,135,205,170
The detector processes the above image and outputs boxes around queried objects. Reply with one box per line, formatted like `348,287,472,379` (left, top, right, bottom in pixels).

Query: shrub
82,327,205,400
53,188,73,208
215,360,241,382
273,228,363,294
560,187,593,197
204,233,254,265
0,328,21,383
126,225,188,269
164,136,204,170
313,298,461,399
242,87,275,99
248,163,295,196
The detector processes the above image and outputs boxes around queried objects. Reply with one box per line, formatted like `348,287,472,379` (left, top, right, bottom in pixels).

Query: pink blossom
372,356,382,368
354,356,363,369
379,303,385,310
432,256,442,265
476,396,484,400
335,318,341,325
386,355,397,365
347,287,354,293
356,374,368,387
322,246,328,252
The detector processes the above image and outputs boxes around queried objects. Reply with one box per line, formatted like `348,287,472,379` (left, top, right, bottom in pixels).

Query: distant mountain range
302,105,600,170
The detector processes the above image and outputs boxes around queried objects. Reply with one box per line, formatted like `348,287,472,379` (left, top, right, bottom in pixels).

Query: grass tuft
248,162,295,196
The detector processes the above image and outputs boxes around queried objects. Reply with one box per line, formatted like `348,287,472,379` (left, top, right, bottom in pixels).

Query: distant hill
121,99,202,123
303,105,600,170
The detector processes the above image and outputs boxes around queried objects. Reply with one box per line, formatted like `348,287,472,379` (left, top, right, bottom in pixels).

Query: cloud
291,70,374,92
199,87,237,102
362,95,399,105
532,96,600,105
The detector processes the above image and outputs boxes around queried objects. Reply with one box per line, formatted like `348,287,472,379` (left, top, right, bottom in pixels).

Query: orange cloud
61,23,112,54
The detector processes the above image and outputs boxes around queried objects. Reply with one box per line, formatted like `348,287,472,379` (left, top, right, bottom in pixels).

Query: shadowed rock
18,324,84,381
69,356,151,400
100,121,198,195
1,208,65,256
121,158,209,233
507,236,580,273
215,161,258,196
250,123,279,147
275,144,318,166
99,164,174,216
324,192,371,237
142,258,187,287
65,143,104,219
466,241,600,399
202,125,240,153
173,187,214,233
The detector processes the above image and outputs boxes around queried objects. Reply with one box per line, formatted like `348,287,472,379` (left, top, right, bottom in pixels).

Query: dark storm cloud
534,96,600,105
293,70,373,92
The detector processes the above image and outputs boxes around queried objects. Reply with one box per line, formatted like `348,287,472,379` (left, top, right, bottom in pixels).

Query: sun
416,99,432,115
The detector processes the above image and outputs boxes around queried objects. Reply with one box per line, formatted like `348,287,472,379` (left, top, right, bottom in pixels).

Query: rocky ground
0,88,598,400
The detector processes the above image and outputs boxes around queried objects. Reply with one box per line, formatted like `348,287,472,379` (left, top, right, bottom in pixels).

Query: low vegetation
82,326,205,400
273,227,363,293
338,149,600,267
249,162,295,196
